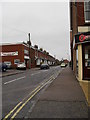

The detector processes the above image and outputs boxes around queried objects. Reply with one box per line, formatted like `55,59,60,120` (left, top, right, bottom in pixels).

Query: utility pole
28,33,31,69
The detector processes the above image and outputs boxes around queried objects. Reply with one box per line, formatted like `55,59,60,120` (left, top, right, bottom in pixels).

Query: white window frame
84,1,90,23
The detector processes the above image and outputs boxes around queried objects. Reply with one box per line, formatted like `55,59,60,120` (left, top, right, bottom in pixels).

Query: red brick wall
30,48,36,68
77,2,85,26
0,44,24,68
0,44,56,68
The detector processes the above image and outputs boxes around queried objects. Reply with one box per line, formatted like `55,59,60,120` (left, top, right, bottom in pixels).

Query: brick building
0,42,56,68
70,1,90,104
70,1,90,81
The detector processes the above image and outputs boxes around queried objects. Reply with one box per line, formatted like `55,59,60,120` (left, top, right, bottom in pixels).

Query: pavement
0,69,25,78
0,68,39,78
28,67,89,119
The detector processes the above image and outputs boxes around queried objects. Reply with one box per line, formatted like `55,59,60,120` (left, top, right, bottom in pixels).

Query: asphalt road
2,66,61,118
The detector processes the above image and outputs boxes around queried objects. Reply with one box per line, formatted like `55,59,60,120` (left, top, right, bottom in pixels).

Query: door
83,43,90,80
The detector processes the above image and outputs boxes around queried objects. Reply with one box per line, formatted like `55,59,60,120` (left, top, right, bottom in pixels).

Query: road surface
2,66,61,119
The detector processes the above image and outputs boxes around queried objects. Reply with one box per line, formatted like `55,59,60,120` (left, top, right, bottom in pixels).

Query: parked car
0,63,7,72
40,63,49,69
17,62,26,70
4,62,12,69
60,63,67,67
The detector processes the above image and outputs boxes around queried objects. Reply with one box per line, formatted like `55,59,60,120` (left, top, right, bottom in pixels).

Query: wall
0,44,24,68
30,48,36,68
77,2,85,26
0,43,57,68
78,44,83,81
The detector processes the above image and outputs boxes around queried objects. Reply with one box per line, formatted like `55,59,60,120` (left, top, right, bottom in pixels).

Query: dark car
0,63,7,72
40,63,49,69
4,62,12,69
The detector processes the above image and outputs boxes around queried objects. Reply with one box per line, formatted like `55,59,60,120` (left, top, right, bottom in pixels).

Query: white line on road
31,72,41,76
4,76,26,85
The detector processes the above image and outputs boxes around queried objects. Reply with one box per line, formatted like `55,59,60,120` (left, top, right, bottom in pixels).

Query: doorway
83,43,90,80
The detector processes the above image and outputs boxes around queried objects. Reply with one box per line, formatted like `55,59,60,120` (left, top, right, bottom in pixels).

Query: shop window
85,46,90,67
83,43,90,80
14,59,20,64
84,1,90,23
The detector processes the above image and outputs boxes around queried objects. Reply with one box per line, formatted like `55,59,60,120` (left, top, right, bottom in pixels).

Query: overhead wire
3,25,29,42
4,25,28,34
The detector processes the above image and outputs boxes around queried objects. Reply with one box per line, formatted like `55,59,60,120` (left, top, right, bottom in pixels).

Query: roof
0,42,35,49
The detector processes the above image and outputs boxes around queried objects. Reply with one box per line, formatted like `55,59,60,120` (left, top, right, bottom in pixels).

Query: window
84,1,90,22
24,49,29,55
14,59,20,64
85,46,90,67
83,43,90,80
4,61,11,64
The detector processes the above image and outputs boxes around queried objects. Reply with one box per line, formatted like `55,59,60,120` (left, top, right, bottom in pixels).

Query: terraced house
0,42,56,69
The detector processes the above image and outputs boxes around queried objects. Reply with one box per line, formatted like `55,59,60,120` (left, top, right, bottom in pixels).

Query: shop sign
0,51,18,56
79,34,90,42
75,33,90,44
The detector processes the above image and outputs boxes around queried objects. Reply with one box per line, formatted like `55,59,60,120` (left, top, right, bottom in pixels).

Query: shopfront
82,43,90,80
75,32,90,81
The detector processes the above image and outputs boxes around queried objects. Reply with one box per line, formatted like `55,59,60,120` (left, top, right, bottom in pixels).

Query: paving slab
30,101,88,118
29,67,89,119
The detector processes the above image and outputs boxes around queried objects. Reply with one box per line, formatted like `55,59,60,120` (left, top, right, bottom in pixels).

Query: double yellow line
3,74,56,120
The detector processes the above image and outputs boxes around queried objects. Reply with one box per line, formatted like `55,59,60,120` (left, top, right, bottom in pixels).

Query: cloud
2,2,70,60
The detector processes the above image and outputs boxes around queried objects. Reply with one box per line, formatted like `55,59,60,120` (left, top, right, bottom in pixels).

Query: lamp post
28,33,31,69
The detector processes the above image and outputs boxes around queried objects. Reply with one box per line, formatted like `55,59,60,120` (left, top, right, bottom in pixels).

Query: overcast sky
1,2,70,60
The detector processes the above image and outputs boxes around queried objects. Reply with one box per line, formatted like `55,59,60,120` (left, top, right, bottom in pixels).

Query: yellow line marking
3,102,22,120
3,75,53,120
3,84,42,120
3,74,56,120
11,78,53,119
22,84,41,102
22,75,54,102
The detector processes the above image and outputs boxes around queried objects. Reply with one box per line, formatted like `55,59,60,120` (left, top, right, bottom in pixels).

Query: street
2,66,61,119
1,1,90,119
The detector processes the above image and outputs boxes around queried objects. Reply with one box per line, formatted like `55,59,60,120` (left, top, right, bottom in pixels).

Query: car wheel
3,68,6,72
